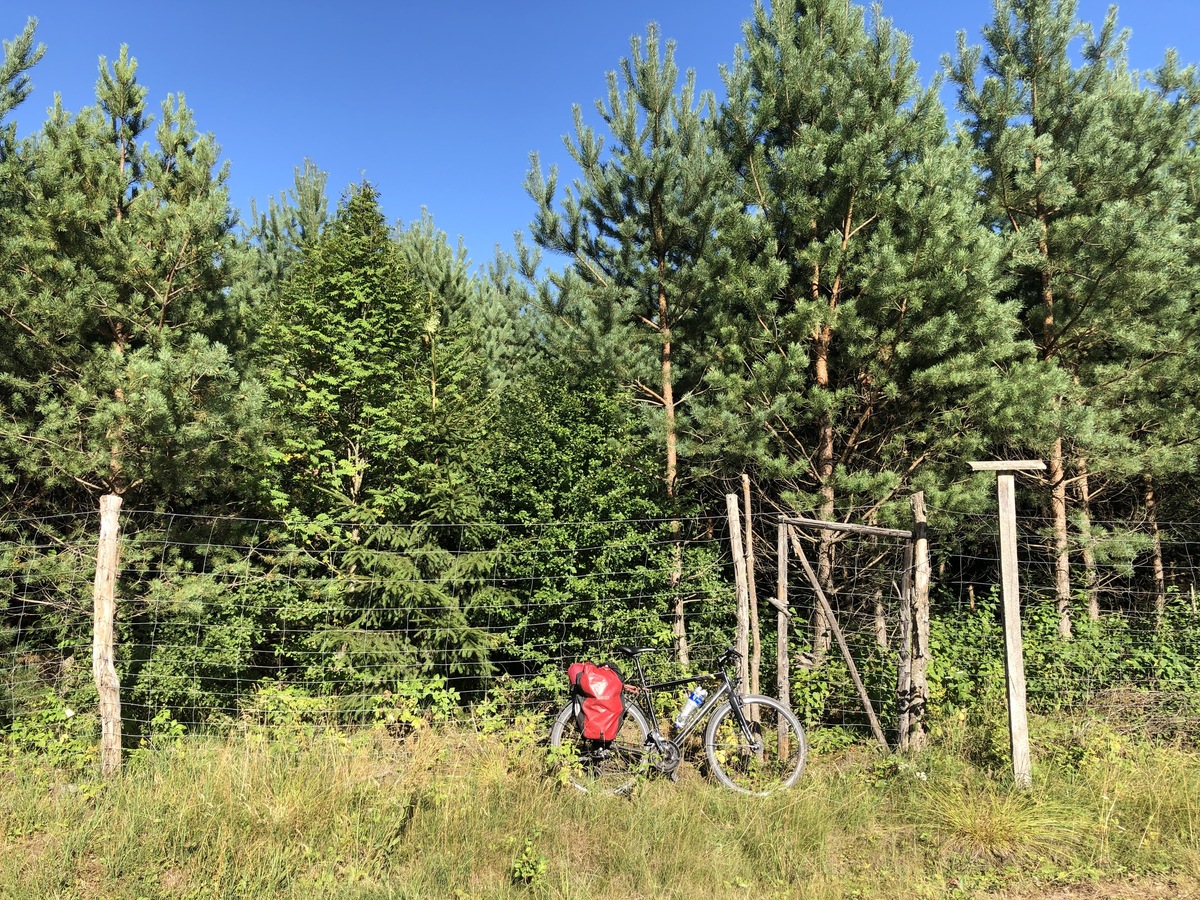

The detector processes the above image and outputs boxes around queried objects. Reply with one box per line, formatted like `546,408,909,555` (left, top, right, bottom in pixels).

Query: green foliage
526,22,737,510
508,834,549,887
251,183,505,692
949,0,1200,624
0,19,43,155
0,42,263,506
790,662,843,729
711,0,1044,525
369,677,461,731
6,1,1200,780
2,688,96,775
927,593,1007,715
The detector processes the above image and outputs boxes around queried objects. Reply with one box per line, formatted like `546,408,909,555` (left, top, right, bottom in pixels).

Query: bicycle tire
703,695,807,796
549,699,651,795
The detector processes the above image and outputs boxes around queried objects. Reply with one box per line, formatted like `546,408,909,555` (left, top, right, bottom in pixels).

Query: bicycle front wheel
549,699,651,795
703,695,807,796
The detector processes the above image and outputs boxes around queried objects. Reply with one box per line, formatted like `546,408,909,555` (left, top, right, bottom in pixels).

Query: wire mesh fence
929,510,1200,736
4,505,1199,756
2,510,746,742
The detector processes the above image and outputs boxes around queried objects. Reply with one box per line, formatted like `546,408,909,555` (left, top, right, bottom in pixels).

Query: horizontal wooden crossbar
967,460,1046,472
779,515,913,540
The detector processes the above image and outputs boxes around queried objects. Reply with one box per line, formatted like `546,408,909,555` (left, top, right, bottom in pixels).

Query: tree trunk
873,588,888,649
660,300,688,667
1049,437,1073,638
813,322,835,665
1037,200,1072,639
93,493,123,778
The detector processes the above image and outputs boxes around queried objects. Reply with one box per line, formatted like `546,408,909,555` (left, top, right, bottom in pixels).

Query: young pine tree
714,0,1047,661
949,0,1200,630
526,24,737,665
0,42,263,513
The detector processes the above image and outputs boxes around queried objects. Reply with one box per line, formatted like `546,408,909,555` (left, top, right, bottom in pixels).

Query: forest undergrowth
2,707,1199,899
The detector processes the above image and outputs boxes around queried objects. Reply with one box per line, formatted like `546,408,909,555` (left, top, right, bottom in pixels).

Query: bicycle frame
623,652,757,760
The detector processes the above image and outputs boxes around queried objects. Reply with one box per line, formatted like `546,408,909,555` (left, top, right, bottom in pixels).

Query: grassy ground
2,712,1200,898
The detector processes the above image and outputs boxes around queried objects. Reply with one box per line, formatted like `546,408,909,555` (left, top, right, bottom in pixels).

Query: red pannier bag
567,661,626,741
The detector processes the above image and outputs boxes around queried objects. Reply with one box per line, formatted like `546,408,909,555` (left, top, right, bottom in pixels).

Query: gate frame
777,497,931,752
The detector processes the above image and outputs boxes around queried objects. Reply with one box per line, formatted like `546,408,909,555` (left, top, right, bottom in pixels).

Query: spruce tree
257,183,498,691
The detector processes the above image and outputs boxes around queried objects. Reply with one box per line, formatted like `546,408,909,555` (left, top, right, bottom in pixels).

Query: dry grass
2,715,1200,898
922,784,1082,862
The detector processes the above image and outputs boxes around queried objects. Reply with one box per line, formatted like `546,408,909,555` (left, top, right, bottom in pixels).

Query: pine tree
0,37,266,727
0,43,263,511
949,0,1200,630
0,19,42,160
715,0,1045,654
0,19,45,517
526,24,738,664
243,159,329,304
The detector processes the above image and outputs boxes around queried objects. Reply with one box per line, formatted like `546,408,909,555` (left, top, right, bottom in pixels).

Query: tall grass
2,713,1200,898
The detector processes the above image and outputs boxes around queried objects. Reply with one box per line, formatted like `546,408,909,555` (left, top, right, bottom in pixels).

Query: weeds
1,715,1199,898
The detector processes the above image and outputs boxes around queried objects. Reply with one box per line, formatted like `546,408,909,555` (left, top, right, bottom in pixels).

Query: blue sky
10,1,1200,269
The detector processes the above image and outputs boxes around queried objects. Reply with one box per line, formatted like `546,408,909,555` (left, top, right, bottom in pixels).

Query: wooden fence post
726,494,751,689
741,475,761,699
969,460,1044,789
92,493,123,778
897,540,913,752
776,521,790,712
909,492,931,752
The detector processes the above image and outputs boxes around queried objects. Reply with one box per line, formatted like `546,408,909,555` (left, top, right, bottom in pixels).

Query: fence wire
4,507,1199,751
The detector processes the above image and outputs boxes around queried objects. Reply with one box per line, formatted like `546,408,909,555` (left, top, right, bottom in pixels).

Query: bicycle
549,645,807,796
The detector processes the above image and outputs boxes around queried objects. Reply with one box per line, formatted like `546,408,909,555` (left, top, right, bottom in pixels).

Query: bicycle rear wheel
549,700,651,795
703,695,807,796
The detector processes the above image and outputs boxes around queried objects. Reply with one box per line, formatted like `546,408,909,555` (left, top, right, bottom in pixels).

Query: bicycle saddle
614,645,658,658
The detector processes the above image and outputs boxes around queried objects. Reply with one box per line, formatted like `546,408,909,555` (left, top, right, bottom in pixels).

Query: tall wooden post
776,521,790,712
969,460,1044,789
741,475,761,699
897,553,913,751
93,493,123,778
909,492,931,752
727,494,751,688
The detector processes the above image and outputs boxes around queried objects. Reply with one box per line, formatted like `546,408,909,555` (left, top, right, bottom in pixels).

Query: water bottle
674,686,708,728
